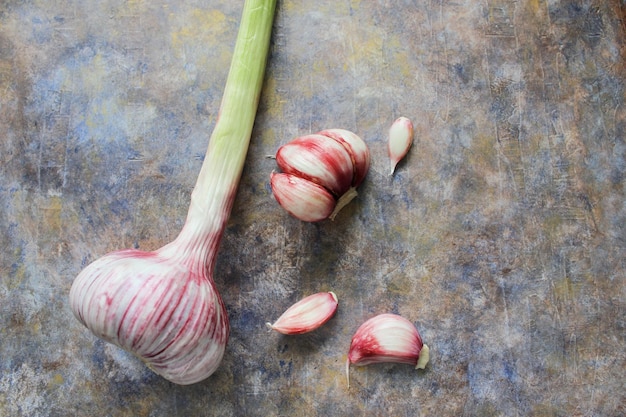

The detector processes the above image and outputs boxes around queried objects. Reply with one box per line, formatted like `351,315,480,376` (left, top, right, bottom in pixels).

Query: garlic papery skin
271,129,370,222
346,313,429,387
270,172,336,222
388,116,414,175
266,291,338,335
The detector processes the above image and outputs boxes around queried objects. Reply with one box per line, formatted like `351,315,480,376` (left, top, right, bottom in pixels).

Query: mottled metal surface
1,0,625,416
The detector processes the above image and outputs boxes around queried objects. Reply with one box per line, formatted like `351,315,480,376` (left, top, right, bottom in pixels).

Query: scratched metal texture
1,0,625,416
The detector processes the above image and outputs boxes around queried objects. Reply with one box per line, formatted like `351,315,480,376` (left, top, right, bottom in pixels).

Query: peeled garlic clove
270,172,335,222
266,291,338,335
276,134,354,197
346,313,429,387
388,116,414,175
318,128,371,187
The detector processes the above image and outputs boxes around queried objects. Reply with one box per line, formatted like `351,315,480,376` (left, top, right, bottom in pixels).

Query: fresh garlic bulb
69,242,228,385
270,129,370,222
346,313,429,387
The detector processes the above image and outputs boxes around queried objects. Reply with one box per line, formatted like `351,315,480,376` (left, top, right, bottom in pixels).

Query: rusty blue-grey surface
1,0,625,416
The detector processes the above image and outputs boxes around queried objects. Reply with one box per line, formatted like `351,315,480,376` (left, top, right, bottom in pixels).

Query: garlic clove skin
388,116,414,175
346,313,429,387
276,134,354,197
266,291,338,335
318,129,371,187
270,172,336,222
69,247,228,385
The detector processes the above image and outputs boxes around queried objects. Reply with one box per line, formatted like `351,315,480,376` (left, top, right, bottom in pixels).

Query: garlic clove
388,116,414,175
318,129,371,187
270,172,336,222
266,291,339,335
346,313,429,387
275,134,354,197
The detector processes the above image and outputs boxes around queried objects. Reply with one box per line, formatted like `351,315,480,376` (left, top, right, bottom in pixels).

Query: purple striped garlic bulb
266,291,338,335
69,242,228,384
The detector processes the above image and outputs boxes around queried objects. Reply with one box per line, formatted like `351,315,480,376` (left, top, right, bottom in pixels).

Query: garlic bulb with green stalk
69,0,276,385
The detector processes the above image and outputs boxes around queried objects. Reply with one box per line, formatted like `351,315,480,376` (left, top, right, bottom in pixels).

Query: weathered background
1,0,624,416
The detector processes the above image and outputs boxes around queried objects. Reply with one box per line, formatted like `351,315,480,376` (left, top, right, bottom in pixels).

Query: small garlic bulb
388,116,414,175
270,129,370,222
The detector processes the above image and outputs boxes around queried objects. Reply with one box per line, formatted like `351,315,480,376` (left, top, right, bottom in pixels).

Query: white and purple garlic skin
270,129,371,222
69,222,229,385
346,313,430,387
